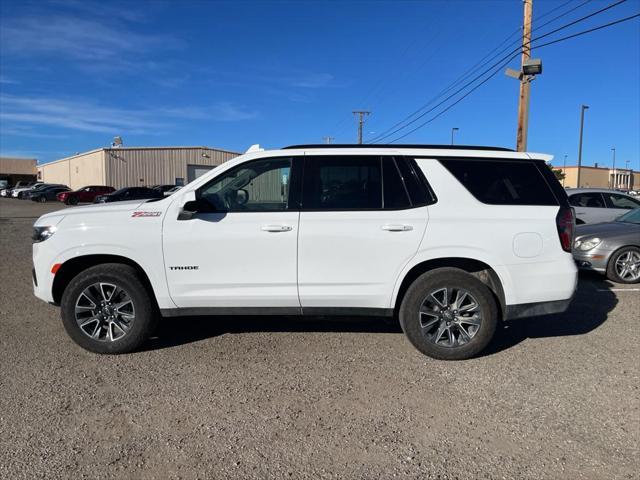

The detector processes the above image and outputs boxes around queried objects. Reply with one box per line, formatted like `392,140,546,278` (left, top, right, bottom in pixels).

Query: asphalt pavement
0,198,638,479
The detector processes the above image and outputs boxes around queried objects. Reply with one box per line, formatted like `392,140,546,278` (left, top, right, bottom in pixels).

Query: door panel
162,156,301,308
297,155,428,309
298,208,428,308
163,211,300,307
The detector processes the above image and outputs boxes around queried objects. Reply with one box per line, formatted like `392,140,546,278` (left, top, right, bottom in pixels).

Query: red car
57,185,115,205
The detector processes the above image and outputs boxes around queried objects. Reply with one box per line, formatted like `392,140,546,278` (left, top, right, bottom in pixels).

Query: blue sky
0,0,638,169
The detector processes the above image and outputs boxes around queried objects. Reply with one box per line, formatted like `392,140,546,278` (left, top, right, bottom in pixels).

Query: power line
385,11,640,144
368,0,629,144
533,11,639,49
386,54,521,143
366,0,591,144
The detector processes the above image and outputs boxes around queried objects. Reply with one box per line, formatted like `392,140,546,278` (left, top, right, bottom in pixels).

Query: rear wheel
399,268,498,360
39,196,47,203
606,247,640,284
67,196,78,205
60,264,157,354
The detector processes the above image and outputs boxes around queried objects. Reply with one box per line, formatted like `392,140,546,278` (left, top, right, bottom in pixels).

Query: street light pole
451,127,459,145
576,104,589,188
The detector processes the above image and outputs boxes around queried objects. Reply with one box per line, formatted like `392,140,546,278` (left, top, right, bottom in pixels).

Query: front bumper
572,250,610,273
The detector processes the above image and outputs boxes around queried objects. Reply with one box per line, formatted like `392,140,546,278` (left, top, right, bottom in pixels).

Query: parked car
30,186,71,203
567,188,640,224
57,186,115,205
12,182,43,198
573,208,640,283
150,184,177,194
32,144,577,360
22,183,67,200
3,180,35,197
94,187,164,203
163,186,183,196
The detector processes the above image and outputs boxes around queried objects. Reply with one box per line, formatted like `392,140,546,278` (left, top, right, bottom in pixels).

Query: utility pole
516,0,533,152
576,104,589,188
563,154,567,187
322,136,334,144
451,127,459,145
352,111,370,144
611,147,616,189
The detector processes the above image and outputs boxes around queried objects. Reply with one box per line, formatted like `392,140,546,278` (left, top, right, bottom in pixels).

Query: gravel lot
1,198,638,479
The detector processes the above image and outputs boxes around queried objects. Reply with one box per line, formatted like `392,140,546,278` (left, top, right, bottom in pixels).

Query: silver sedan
573,208,640,283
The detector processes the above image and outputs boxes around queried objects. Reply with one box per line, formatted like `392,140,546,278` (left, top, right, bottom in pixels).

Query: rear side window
303,156,382,210
569,192,606,208
440,159,558,206
382,158,411,209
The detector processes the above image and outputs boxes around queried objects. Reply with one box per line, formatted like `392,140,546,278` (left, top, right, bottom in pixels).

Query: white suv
32,145,577,360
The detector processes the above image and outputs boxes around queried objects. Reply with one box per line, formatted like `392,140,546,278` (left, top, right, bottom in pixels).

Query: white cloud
0,94,258,136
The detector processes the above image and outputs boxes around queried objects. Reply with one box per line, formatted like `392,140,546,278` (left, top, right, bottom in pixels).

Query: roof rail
282,144,514,152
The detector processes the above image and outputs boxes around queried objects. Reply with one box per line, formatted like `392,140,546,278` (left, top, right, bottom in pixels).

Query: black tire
67,196,78,205
399,267,498,361
606,246,640,284
39,196,47,203
60,263,157,354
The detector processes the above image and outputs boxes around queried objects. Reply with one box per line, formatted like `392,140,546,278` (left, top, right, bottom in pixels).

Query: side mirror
177,198,214,220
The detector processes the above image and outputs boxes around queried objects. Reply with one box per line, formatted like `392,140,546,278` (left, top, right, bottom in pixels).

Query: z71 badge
131,211,162,217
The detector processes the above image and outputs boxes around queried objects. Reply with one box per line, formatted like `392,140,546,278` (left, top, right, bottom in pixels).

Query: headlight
32,226,57,243
575,237,601,251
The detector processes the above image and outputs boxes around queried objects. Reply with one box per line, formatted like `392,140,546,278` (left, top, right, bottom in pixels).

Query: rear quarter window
439,159,558,206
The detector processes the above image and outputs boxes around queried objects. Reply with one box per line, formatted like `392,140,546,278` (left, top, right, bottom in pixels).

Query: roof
38,146,240,167
562,165,638,174
283,144,514,152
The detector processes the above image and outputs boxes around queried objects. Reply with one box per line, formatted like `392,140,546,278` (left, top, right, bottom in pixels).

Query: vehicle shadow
482,271,619,357
144,315,402,351
144,272,619,355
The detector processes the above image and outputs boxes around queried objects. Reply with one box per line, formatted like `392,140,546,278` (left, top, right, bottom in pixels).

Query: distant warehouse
37,146,240,190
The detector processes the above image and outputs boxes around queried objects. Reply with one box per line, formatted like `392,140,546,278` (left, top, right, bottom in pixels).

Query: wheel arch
52,254,157,306
393,257,506,320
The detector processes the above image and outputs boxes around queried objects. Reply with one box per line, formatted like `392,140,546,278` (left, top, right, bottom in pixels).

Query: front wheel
606,247,640,284
60,263,157,354
399,268,498,360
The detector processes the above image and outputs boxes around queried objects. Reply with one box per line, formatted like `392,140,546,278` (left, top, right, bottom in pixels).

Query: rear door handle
381,224,413,232
261,224,293,232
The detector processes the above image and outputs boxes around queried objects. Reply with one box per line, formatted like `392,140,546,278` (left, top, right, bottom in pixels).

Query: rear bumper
505,297,573,320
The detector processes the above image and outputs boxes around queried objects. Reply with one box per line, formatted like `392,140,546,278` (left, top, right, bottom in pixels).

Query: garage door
187,164,215,182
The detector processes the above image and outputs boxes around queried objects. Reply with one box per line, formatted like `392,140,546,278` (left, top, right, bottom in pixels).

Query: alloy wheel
615,250,640,282
74,282,135,342
418,287,482,347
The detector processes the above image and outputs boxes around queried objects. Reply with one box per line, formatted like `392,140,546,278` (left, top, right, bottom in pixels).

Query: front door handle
261,224,293,232
381,224,413,232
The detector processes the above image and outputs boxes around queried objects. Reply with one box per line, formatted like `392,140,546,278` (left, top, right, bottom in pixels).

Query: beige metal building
0,156,38,185
559,165,639,190
37,147,239,190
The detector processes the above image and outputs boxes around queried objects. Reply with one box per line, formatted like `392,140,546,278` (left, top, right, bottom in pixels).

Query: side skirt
160,307,394,318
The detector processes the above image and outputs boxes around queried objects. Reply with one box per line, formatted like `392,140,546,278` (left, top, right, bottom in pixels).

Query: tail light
556,206,575,252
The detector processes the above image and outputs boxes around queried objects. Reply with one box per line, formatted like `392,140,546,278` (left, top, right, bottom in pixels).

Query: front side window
605,193,640,209
569,192,606,208
199,157,292,212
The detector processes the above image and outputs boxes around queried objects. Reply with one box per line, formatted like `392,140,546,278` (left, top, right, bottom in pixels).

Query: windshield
616,208,640,224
